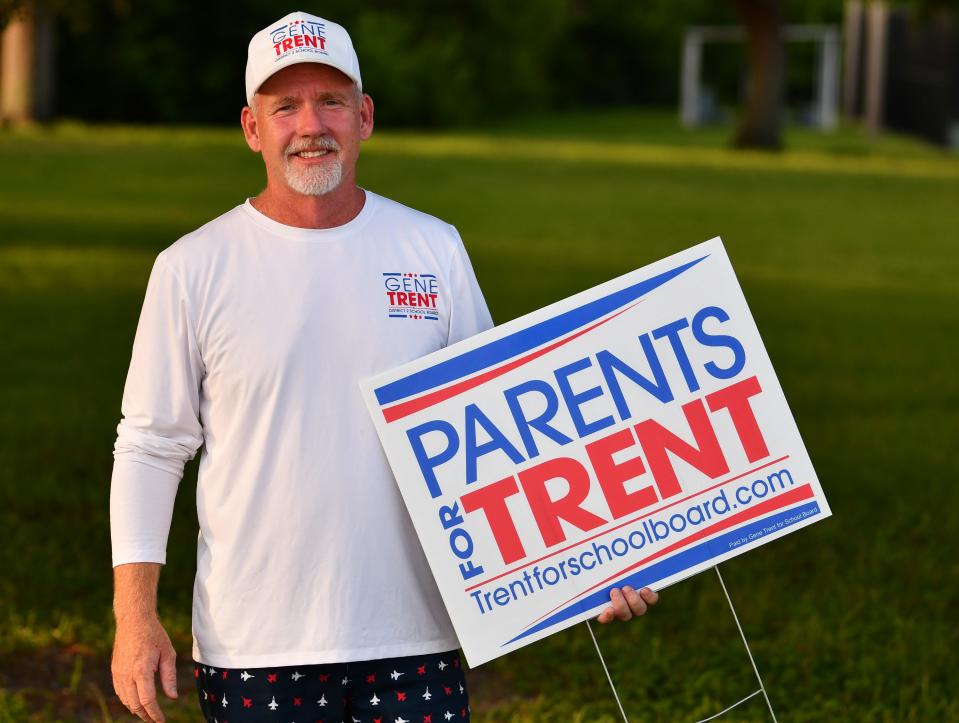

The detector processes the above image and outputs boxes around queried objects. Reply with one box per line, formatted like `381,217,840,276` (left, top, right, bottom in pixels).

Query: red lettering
273,42,283,56
396,292,409,305
303,35,318,48
705,376,769,462
461,476,526,564
294,35,305,48
317,37,326,50
281,38,294,52
429,293,438,308
387,291,397,305
635,399,729,499
518,458,607,547
585,428,657,519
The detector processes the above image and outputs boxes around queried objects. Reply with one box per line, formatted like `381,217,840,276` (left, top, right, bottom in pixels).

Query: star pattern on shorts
196,654,467,718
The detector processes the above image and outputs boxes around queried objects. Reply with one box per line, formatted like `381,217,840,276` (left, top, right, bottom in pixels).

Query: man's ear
359,94,375,141
240,105,262,152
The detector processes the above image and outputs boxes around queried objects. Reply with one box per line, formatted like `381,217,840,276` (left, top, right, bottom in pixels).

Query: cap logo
247,13,361,103
270,19,327,58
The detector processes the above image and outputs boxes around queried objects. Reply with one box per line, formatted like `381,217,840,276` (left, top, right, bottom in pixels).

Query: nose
295,101,327,137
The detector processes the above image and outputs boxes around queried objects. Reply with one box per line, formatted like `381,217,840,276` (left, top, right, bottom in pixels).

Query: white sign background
361,238,830,666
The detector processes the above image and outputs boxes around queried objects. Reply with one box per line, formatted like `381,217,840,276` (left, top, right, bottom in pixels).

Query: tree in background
0,0,55,123
732,0,785,149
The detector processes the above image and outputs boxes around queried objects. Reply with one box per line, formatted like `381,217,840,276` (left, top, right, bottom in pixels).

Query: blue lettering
554,358,616,438
504,379,573,459
596,334,673,422
692,306,746,380
407,420,460,499
464,403,525,485
652,318,700,393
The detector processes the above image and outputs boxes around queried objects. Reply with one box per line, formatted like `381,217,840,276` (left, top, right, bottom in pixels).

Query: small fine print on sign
361,237,831,667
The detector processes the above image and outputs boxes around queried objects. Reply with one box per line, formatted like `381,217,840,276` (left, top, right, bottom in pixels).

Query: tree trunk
1,1,54,124
732,0,784,149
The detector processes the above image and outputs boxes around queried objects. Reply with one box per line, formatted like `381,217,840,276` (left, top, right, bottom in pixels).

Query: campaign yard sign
360,237,830,667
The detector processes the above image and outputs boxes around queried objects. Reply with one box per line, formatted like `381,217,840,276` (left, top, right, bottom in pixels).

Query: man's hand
112,613,178,722
596,585,659,624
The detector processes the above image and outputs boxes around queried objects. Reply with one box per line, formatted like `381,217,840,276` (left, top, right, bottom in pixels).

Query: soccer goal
680,25,840,130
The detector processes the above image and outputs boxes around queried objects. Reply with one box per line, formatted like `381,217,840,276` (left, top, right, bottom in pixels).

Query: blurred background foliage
2,0,845,127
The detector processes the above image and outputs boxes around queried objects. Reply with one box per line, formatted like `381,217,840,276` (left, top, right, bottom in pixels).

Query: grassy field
1,111,957,721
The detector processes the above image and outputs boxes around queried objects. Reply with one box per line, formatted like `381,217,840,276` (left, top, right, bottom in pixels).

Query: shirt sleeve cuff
110,458,182,568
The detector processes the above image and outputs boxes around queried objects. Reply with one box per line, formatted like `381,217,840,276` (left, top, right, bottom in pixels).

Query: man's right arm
110,252,204,721
112,563,178,723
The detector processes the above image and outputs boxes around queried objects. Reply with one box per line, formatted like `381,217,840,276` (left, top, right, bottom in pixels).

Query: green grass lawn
1,112,957,721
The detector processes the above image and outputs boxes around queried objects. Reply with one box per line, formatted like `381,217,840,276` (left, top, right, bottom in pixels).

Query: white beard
283,137,343,196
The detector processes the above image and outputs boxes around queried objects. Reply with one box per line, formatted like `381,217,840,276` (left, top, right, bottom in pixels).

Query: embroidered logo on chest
382,272,441,320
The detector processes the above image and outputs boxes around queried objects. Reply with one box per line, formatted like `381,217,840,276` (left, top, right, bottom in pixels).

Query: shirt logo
383,272,440,321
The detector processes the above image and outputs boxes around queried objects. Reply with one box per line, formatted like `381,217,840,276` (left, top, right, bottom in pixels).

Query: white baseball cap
245,11,362,106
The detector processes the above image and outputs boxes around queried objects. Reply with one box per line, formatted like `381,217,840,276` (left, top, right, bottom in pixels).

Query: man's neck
250,183,367,229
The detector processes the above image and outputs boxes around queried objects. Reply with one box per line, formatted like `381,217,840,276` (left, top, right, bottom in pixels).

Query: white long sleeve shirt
111,191,493,667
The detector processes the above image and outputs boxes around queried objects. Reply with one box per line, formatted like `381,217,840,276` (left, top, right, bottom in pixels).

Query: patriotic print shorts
194,649,470,723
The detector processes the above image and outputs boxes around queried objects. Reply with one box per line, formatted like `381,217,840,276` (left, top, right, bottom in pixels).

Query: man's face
241,63,374,197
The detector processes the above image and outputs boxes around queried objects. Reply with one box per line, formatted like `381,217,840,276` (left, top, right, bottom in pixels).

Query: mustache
285,136,341,155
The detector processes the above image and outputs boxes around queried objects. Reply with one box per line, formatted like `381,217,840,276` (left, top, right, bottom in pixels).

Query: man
110,11,658,723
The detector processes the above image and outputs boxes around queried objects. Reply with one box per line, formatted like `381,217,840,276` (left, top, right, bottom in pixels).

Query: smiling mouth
292,149,332,158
